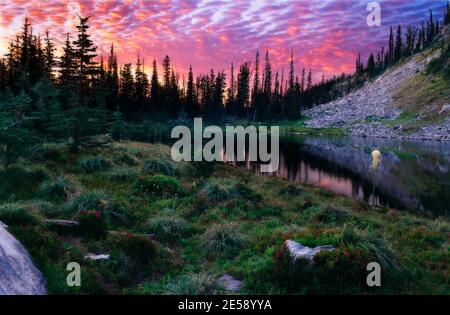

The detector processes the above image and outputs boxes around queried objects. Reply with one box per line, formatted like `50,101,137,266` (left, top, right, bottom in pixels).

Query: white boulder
0,222,47,295
284,240,334,262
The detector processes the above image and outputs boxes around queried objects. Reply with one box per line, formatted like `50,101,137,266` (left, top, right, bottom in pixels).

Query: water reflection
224,135,450,216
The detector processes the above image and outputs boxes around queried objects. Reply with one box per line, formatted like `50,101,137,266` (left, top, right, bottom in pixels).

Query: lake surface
227,135,450,216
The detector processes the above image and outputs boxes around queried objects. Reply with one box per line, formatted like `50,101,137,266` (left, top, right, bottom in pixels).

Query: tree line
0,5,448,162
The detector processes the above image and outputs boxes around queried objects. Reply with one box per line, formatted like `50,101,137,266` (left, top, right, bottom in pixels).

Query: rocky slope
304,50,450,141
0,222,47,295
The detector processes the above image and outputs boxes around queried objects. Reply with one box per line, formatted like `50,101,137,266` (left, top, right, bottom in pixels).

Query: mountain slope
304,49,450,141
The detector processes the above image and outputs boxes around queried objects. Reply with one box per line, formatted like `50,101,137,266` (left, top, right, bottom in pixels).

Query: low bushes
133,175,181,198
113,153,139,166
78,156,112,174
141,158,177,176
110,233,161,265
201,224,246,258
0,165,48,200
107,167,137,182
145,216,190,242
270,243,375,294
74,210,108,239
65,191,124,224
198,180,261,204
340,224,396,268
164,273,220,295
40,176,79,201
0,203,43,226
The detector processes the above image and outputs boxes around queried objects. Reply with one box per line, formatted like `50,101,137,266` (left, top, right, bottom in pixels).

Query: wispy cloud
0,0,446,81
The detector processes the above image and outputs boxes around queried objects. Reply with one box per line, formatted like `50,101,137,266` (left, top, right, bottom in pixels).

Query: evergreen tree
307,69,313,90
134,55,149,117
120,63,134,118
43,30,56,80
0,91,36,165
162,55,171,91
405,26,416,57
226,62,236,117
367,53,376,78
236,62,250,117
300,68,306,93
251,50,260,112
445,1,450,25
72,15,98,107
289,49,295,92
186,65,196,117
388,26,394,63
395,25,403,61
106,44,119,111
150,59,161,114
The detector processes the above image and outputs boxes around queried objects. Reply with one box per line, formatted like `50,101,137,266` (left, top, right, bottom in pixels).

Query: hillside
304,48,450,141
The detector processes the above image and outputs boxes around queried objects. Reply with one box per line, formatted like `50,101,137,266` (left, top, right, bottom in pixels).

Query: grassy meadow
0,140,448,295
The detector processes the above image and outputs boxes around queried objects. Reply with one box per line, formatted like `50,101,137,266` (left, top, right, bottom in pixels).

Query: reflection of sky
0,0,446,81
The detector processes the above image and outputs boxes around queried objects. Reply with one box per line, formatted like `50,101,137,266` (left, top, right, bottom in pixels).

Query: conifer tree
388,26,394,63
367,53,376,78
120,63,134,118
150,59,161,114
445,1,450,25
252,50,260,110
307,69,313,90
395,25,403,61
288,49,295,92
72,15,98,107
236,62,250,117
0,91,36,165
43,30,56,80
135,55,149,116
106,44,119,111
186,65,196,117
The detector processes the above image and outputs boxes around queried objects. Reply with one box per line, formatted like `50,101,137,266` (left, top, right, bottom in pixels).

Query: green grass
1,140,448,295
391,71,450,131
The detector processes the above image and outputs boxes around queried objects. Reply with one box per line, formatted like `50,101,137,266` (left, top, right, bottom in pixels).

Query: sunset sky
0,0,446,82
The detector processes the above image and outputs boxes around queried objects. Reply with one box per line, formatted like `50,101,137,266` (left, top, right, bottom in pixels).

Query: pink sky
0,0,446,82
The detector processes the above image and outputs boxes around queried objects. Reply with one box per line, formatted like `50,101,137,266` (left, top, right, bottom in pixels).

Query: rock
45,219,80,227
284,240,334,262
217,275,242,292
0,221,47,295
84,253,110,261
439,104,450,115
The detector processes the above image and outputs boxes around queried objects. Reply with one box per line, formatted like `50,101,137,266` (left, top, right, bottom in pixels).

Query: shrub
0,203,42,226
37,143,68,163
0,165,48,200
108,167,137,182
271,243,375,294
141,158,177,176
40,176,79,201
340,224,396,268
145,216,190,242
26,200,59,219
164,273,220,295
74,210,108,239
113,153,138,166
311,207,352,225
65,191,124,224
233,183,262,203
133,175,181,198
201,224,246,258
279,184,305,197
198,180,240,203
112,233,161,265
78,155,112,174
